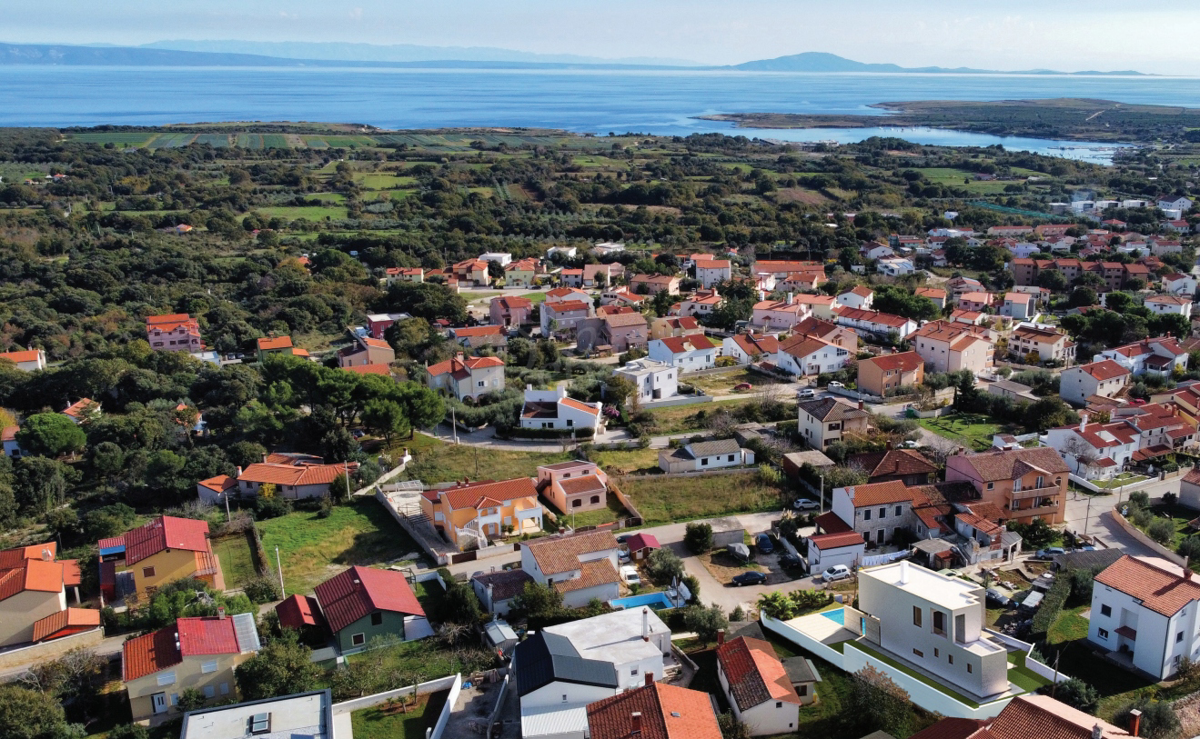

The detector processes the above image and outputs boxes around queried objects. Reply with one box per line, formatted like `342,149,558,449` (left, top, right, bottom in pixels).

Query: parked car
779,554,803,569
734,382,753,391
796,388,816,399
828,381,845,389
821,565,851,582
732,571,768,587
1036,547,1065,559
618,550,631,564
985,589,1011,608
727,542,751,563
755,533,774,554
793,498,820,511
616,535,628,544
620,565,641,586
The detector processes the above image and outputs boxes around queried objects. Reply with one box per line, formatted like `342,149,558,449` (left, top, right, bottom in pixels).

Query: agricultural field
916,413,1006,450
617,470,781,525
255,204,350,221
912,168,1017,194
210,532,258,590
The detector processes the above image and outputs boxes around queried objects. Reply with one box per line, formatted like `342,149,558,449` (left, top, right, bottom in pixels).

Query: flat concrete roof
861,561,981,610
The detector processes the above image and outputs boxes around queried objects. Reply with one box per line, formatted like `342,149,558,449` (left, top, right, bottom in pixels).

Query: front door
876,529,885,545
151,693,168,714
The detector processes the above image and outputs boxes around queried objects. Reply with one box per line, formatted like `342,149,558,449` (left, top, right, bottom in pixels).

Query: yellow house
106,516,225,600
123,614,260,721
419,478,543,550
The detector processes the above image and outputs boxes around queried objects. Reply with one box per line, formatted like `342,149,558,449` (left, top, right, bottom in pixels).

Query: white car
793,498,820,511
828,381,845,389
821,565,852,582
796,388,816,399
620,565,641,586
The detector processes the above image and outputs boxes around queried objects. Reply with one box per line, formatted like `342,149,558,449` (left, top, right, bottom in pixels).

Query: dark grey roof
725,621,766,642
512,631,618,697
798,397,869,422
782,656,821,684
1052,548,1123,573
472,569,535,603
686,439,741,458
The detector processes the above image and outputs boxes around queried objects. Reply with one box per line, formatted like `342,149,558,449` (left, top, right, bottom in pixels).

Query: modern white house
519,387,603,434
1163,273,1197,297
1058,360,1131,406
836,286,874,311
835,308,918,339
695,258,733,288
1088,555,1200,680
1093,337,1188,378
1045,416,1139,480
750,297,810,331
180,690,336,739
716,636,802,735
514,607,674,739
657,439,755,473
614,358,678,403
1144,294,1193,318
771,335,852,377
859,561,1011,699
0,349,47,371
648,335,721,373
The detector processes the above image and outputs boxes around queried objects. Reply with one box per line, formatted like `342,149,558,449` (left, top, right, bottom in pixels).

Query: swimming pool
610,592,676,610
821,608,846,625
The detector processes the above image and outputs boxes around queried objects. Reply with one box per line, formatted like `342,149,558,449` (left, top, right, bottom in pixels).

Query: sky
7,0,1200,74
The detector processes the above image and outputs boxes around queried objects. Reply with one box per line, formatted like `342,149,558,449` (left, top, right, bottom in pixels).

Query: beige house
1059,360,1131,407
337,333,395,368
425,354,505,401
908,320,993,374
123,614,260,721
1009,326,1075,365
857,351,924,398
630,274,680,295
0,542,88,647
797,398,870,450
103,516,225,600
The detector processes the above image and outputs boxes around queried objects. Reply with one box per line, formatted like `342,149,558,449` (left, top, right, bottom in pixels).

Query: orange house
945,448,1070,525
419,478,544,550
857,351,925,397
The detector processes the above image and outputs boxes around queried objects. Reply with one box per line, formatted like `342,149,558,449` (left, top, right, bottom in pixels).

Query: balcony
1008,486,1062,502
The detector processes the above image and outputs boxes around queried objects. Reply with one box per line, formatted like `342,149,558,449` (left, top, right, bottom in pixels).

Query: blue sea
5,66,1200,162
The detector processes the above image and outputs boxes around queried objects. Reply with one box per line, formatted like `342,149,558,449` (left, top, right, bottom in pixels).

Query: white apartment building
1088,555,1200,680
614,358,678,402
648,335,721,372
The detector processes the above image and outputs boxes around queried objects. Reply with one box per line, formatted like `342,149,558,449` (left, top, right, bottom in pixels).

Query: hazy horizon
7,0,1200,76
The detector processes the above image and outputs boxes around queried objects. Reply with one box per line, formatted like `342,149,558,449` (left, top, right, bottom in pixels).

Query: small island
699,98,1200,143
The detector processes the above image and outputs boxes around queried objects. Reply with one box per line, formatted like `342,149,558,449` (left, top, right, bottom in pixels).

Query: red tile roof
238,462,355,487
121,516,211,566
656,335,719,354
849,449,937,479
562,397,601,416
814,511,852,534
524,531,618,576
986,694,1130,739
1077,360,1131,381
257,336,294,351
452,325,505,337
178,615,241,655
0,558,64,601
436,477,539,510
198,475,238,493
587,683,721,739
717,636,800,711
625,533,660,552
275,594,325,630
847,480,916,506
313,566,424,634
863,351,923,373
552,557,619,594
31,607,100,642
122,626,181,681
0,349,42,363
342,363,392,376
809,531,866,550
1095,555,1200,617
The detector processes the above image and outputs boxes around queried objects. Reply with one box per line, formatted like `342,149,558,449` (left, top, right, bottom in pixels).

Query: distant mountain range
0,42,1149,76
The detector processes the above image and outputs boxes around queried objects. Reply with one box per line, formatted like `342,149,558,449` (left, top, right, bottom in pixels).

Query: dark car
755,534,774,554
616,535,628,544
985,589,1011,608
732,571,768,587
779,554,803,569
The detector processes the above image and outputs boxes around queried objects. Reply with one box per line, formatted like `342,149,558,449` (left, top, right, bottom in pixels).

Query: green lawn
545,494,631,528
256,500,422,596
411,579,446,619
345,640,472,683
521,291,548,304
256,205,349,221
638,399,761,435
211,533,257,589
916,413,1006,451
1048,604,1091,644
1091,473,1149,490
403,434,571,483
912,168,1018,194
350,688,449,739
616,472,779,525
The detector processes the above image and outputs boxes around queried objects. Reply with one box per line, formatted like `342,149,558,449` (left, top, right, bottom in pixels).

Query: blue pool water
821,608,846,625
610,592,675,610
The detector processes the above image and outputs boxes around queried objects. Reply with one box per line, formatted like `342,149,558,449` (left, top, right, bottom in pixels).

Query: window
201,660,218,674
1179,632,1185,644
701,458,709,466
986,482,994,491
863,509,872,521
250,713,271,735
562,695,568,703
913,648,924,658
912,606,922,628
566,419,574,427
948,654,953,665
220,683,230,695
728,455,735,462
932,611,946,637
797,685,807,697
572,498,582,507
351,633,365,646
631,668,638,675
371,612,383,626
967,663,973,674
143,566,156,578
879,507,886,519
776,701,783,708
157,671,176,686
895,505,902,517
1101,605,1112,617
203,685,215,699
934,648,939,658
590,496,600,504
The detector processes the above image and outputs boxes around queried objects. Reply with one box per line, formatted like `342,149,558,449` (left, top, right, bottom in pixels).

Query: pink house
490,296,533,328
146,314,202,352
957,291,995,313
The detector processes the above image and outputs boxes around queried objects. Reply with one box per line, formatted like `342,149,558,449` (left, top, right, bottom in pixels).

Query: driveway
1062,477,1179,558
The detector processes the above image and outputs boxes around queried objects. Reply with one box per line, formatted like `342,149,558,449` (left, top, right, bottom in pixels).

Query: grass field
687,369,785,396
255,205,349,221
404,434,571,483
257,500,422,596
913,168,1020,194
916,413,1006,451
351,690,449,739
638,400,756,435
616,471,779,525
345,640,469,685
356,173,419,190
211,533,257,589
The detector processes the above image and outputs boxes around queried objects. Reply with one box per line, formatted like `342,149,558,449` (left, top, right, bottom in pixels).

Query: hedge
498,426,596,441
1031,572,1071,636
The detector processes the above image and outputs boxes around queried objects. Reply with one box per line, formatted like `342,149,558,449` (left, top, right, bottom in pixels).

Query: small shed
781,656,822,706
781,450,836,482
624,533,660,561
471,569,535,616
483,618,519,659
710,516,746,549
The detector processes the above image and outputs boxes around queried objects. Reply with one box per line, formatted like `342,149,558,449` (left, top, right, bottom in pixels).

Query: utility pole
344,461,353,501
819,474,825,514
275,546,285,596
1083,494,1092,537
451,406,459,445
224,494,231,523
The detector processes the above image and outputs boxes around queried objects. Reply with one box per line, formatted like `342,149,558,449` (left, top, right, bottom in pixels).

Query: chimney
218,606,226,619
1129,708,1142,738
644,671,654,686
487,583,494,604
237,466,243,476
1184,558,1192,581
858,400,864,410
787,292,794,305
1080,412,1088,433
642,607,650,642
716,629,726,646
885,440,894,451
899,560,910,585
631,712,643,735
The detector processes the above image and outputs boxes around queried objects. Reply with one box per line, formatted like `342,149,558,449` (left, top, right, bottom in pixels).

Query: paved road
1062,475,1180,557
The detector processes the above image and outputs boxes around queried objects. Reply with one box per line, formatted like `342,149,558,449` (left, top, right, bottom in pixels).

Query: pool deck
786,611,859,646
